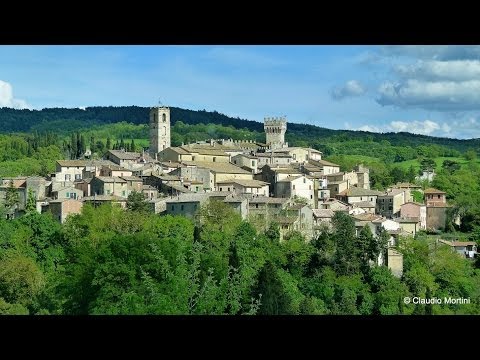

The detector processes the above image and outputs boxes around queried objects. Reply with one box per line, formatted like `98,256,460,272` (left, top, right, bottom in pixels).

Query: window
293,185,296,190
171,205,175,211
303,178,306,183
153,113,156,122
213,157,216,162
234,160,237,164
256,204,259,209
65,174,71,181
196,186,199,192
293,154,296,160
389,199,392,203
181,205,184,211
66,192,70,198
228,187,231,192
310,195,313,199
122,191,126,197
75,174,81,180
251,161,255,167
309,185,311,190
162,113,166,122
77,167,80,169
437,194,441,199
106,189,111,195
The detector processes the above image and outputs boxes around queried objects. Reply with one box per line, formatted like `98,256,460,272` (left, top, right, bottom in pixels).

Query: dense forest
1,106,479,152
0,199,478,315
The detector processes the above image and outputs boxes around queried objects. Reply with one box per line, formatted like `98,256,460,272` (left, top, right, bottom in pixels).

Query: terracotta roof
216,179,269,188
168,147,191,155
249,196,288,204
94,176,127,183
311,159,340,167
182,161,251,174
121,176,142,181
438,239,476,247
108,150,140,160
56,160,88,167
424,188,446,194
338,187,383,197
354,201,376,208
313,209,334,218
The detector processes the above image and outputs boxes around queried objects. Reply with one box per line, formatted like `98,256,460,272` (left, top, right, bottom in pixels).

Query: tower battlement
264,116,287,127
264,116,287,149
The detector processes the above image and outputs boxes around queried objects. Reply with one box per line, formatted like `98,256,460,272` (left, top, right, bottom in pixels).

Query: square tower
264,116,287,150
149,106,171,158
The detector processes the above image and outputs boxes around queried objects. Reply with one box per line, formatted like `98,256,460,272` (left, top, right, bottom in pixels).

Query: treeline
0,200,478,315
1,106,479,152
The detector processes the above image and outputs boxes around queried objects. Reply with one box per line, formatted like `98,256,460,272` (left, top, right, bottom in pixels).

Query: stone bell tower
149,106,171,158
264,116,287,150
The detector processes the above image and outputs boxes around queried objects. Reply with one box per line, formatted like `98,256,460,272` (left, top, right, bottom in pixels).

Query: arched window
153,113,156,122
162,113,166,122
163,126,166,135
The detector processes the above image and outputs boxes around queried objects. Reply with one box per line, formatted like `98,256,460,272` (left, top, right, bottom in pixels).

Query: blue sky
1,45,480,139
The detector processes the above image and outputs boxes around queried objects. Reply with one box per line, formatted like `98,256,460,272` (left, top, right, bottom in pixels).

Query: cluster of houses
0,106,476,277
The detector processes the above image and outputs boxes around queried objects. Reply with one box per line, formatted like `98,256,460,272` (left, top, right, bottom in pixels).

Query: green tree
106,137,112,150
130,139,136,152
25,188,37,214
4,180,19,219
126,191,149,212
464,149,477,161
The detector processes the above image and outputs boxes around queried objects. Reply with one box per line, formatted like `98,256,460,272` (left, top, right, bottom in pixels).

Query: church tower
264,116,287,150
149,106,171,158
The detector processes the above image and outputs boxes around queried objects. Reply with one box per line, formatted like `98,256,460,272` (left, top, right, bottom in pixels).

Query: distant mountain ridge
0,106,478,151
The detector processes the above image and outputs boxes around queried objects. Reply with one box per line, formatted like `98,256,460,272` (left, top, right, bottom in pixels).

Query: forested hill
1,106,479,151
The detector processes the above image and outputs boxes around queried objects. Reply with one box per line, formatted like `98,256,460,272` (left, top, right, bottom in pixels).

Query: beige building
277,204,314,241
256,152,293,168
158,146,230,163
275,175,314,207
308,159,340,175
424,188,446,207
319,198,350,212
269,147,322,163
248,196,289,231
400,202,426,230
216,179,270,196
397,217,419,236
337,186,383,205
100,165,133,177
90,177,129,198
313,208,334,234
105,150,143,169
386,248,403,278
376,189,406,218
47,198,83,223
52,186,83,201
326,180,348,197
83,195,127,208
231,153,259,174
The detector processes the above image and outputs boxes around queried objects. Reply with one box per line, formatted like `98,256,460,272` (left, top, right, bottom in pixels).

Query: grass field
394,156,479,171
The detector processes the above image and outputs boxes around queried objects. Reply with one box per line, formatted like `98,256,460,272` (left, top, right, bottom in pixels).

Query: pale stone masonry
149,106,171,157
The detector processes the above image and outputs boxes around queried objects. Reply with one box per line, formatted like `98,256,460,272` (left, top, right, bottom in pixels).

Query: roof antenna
158,98,163,107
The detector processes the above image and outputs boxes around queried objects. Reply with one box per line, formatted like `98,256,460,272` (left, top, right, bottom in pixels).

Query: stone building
264,116,287,150
149,106,171,158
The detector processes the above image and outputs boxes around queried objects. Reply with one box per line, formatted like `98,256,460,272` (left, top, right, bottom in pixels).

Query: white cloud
358,124,383,133
396,60,480,81
0,80,31,109
376,79,480,111
331,80,367,100
389,119,440,135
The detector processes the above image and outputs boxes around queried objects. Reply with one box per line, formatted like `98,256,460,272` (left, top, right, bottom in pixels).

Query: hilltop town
1,106,475,282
